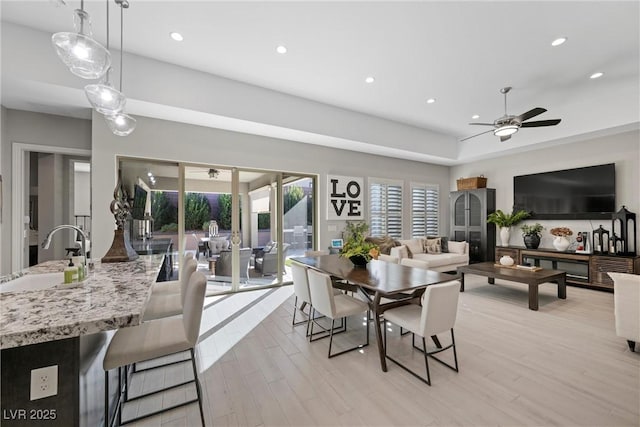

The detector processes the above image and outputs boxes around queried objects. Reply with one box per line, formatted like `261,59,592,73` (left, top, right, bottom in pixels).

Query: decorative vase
500,227,510,246
523,234,541,249
349,255,369,268
499,255,514,266
553,236,570,252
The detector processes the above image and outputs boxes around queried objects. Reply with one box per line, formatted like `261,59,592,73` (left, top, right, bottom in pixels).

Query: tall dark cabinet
450,188,496,263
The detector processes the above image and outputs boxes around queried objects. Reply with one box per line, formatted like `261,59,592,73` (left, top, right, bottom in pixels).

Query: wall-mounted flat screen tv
131,184,148,220
513,163,615,220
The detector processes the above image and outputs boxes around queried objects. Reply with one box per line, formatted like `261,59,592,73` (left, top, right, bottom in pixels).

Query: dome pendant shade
85,83,126,114
51,8,111,79
105,113,136,136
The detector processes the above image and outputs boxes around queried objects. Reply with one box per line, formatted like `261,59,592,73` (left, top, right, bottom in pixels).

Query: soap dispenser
64,259,79,284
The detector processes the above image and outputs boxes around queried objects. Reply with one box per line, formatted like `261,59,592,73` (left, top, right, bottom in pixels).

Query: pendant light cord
119,1,124,92
79,0,85,34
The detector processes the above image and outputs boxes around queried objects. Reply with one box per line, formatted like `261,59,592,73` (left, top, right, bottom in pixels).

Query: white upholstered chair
307,269,370,358
291,262,313,331
143,258,198,321
149,252,194,297
608,272,640,352
103,271,207,426
383,280,461,385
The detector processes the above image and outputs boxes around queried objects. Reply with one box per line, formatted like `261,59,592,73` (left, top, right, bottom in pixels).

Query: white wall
91,113,451,260
0,109,91,274
450,130,640,250
74,170,90,216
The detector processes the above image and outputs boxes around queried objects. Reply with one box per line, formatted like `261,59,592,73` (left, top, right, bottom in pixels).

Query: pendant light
84,0,126,114
105,0,136,136
52,0,111,79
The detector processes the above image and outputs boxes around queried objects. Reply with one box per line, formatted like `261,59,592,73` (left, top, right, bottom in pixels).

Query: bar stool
103,272,207,426
142,258,198,321
149,252,194,297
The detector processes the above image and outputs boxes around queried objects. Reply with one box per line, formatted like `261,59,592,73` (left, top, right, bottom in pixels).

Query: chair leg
104,371,109,427
628,340,636,352
422,337,432,386
326,313,369,359
190,348,206,426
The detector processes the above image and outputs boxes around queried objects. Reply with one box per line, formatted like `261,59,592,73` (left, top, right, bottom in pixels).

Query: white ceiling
2,1,639,164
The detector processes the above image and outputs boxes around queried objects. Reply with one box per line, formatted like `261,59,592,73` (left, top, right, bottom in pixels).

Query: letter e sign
327,175,364,220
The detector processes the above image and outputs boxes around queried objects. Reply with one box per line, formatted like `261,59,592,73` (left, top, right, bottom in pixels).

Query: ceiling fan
461,87,561,142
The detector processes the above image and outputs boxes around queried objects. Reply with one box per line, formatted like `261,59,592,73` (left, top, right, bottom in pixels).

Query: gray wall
0,109,91,274
450,129,640,250
91,113,451,260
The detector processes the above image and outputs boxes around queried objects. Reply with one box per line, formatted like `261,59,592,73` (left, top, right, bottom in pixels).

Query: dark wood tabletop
457,262,566,285
292,255,457,295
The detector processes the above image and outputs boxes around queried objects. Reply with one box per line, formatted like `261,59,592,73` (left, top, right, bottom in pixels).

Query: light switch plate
30,365,58,400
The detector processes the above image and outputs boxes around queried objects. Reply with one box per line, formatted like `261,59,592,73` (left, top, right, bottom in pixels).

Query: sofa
215,248,252,280
388,237,469,272
255,242,290,275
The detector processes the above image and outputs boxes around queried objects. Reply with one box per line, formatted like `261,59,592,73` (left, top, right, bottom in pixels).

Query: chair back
182,271,207,346
291,262,311,304
239,248,252,279
420,280,460,337
307,269,336,318
180,258,199,305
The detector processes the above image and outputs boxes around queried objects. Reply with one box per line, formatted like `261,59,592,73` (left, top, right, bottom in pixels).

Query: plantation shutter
370,180,403,238
411,184,439,237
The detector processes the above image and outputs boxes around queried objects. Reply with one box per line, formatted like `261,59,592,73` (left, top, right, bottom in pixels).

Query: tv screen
513,163,615,219
131,184,148,220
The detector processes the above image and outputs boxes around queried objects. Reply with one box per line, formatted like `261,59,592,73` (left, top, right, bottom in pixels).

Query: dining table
291,254,459,372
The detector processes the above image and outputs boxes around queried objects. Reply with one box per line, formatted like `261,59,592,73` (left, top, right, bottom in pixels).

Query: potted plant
487,209,530,247
340,222,379,267
521,223,544,249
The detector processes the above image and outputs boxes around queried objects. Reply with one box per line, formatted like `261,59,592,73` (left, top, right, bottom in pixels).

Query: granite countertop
0,255,164,349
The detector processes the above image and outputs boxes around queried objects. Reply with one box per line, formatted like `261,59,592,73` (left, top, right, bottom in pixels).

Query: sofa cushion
447,240,467,255
412,253,468,268
398,238,424,258
400,258,429,270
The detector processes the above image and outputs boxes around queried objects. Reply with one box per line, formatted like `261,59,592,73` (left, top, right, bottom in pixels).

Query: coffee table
457,262,566,310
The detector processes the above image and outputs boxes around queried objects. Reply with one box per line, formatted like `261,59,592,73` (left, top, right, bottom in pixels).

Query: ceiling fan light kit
462,86,561,142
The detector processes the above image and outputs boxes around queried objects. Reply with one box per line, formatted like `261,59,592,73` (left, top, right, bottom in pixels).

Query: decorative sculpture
101,171,139,262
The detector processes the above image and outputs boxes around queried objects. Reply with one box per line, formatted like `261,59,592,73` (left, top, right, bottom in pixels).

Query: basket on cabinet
456,175,487,190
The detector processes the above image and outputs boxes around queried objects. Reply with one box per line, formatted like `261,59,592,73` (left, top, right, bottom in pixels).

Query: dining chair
383,280,460,385
291,262,313,332
103,271,207,426
307,269,370,358
142,258,198,321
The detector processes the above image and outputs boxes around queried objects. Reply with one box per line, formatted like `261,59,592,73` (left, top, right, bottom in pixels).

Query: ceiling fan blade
468,122,496,126
521,119,561,127
517,107,547,122
500,135,512,142
459,128,495,141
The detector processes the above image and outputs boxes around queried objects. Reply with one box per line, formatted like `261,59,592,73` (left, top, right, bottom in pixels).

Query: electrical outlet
30,365,58,400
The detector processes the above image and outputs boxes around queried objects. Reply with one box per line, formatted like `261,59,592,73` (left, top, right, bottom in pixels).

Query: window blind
411,184,439,237
370,181,403,238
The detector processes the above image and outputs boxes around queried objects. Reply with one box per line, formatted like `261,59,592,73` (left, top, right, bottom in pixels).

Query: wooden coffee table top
458,262,566,285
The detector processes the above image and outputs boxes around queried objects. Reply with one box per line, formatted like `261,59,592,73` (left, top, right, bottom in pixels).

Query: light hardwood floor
126,275,639,426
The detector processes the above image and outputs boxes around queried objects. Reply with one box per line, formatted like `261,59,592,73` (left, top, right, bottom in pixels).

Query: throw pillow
425,238,441,254
399,239,424,258
441,236,449,253
447,240,467,255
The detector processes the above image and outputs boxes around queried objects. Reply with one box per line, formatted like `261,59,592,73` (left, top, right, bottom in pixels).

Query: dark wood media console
495,246,640,291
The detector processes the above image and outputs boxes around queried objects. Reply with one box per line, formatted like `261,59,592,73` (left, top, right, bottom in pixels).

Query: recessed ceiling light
170,32,183,42
551,37,567,47
471,114,480,119
590,72,604,79
426,98,436,104
276,45,287,54
365,76,375,84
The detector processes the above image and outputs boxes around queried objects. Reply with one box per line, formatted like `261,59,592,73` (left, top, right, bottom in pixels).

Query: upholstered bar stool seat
103,272,207,426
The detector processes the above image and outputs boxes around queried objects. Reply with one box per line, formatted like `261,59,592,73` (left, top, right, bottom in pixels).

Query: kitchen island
0,255,165,426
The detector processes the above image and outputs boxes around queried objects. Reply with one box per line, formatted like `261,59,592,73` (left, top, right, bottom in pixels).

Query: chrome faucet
41,225,88,269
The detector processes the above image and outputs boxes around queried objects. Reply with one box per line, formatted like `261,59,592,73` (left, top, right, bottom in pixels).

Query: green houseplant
521,223,544,249
340,222,379,266
487,209,530,247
